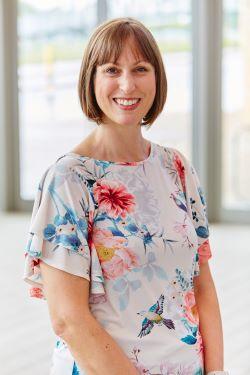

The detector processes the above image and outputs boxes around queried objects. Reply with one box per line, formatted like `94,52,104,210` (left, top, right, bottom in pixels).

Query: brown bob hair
78,17,167,127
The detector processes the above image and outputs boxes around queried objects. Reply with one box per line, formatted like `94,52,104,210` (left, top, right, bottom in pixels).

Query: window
222,0,250,210
18,0,97,200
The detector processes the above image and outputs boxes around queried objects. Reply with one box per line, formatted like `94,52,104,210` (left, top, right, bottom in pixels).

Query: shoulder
154,143,191,171
154,143,200,194
54,153,88,173
38,154,92,197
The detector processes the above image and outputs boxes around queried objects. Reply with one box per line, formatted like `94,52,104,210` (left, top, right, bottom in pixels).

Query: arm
193,261,224,373
40,260,138,375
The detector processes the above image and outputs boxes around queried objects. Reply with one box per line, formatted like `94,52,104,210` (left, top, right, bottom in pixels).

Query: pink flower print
29,258,41,277
198,239,212,263
160,361,194,375
173,217,194,248
30,287,44,299
183,290,199,325
173,152,186,192
93,227,126,262
89,293,107,304
196,329,204,362
93,227,127,251
133,362,151,374
92,224,139,279
30,257,40,268
93,179,135,219
129,348,152,374
173,221,188,238
115,248,139,269
101,248,139,280
102,255,125,279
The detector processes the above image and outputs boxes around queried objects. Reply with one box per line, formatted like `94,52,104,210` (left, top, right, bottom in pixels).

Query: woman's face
94,38,156,128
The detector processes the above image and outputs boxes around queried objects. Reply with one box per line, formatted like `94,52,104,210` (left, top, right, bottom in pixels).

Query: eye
105,67,118,74
136,66,147,72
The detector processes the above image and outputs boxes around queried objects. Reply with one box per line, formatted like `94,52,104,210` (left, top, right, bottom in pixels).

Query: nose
118,72,136,94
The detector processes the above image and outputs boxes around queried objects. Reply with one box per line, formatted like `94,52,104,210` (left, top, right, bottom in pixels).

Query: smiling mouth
113,98,141,110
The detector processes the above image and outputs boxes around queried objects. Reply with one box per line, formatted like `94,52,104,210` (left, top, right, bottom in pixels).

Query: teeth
114,98,140,106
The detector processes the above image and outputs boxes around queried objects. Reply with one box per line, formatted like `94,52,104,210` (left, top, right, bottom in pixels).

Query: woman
23,17,228,375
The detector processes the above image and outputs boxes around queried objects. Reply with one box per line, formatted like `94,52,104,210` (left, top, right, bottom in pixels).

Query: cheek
94,76,116,102
94,76,103,102
144,78,156,105
140,74,156,98
149,75,156,96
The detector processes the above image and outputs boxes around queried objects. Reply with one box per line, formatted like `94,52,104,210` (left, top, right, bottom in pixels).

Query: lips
113,98,141,110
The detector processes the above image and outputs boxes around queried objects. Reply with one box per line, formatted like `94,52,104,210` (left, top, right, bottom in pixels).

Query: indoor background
0,0,249,374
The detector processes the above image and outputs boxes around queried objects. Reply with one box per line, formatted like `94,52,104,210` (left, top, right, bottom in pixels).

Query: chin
102,113,143,127
118,121,140,127
113,116,142,127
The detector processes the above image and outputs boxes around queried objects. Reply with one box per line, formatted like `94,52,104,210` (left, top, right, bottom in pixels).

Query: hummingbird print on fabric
137,294,175,338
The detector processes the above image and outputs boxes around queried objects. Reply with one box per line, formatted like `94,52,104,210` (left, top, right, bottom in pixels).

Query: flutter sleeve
23,157,105,301
172,149,212,276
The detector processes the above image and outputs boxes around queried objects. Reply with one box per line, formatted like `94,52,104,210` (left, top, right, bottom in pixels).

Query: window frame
0,0,22,211
192,0,223,222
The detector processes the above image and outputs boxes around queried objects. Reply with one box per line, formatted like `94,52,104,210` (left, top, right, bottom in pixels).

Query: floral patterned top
23,141,212,375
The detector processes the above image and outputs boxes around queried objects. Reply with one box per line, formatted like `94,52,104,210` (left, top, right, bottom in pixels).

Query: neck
91,124,150,162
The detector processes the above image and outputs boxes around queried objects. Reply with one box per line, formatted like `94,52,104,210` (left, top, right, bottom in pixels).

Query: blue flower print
43,212,88,257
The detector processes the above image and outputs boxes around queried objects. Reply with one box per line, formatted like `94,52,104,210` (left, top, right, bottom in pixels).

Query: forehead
115,40,144,63
96,35,149,66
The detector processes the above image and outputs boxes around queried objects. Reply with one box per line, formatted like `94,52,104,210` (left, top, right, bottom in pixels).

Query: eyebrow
102,60,150,67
